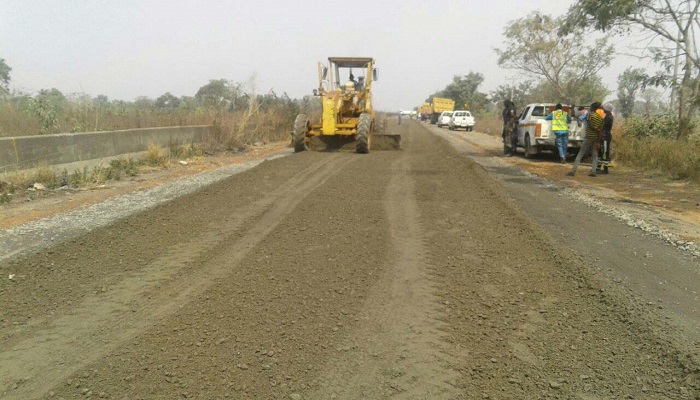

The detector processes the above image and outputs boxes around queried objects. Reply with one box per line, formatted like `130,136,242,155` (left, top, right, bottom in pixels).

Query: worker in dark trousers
502,100,517,156
599,103,614,174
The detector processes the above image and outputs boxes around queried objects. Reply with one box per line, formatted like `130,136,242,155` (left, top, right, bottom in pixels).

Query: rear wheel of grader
356,113,371,154
293,114,309,153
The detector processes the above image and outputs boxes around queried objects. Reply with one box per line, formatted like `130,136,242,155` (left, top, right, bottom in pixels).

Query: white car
448,110,475,131
437,111,453,128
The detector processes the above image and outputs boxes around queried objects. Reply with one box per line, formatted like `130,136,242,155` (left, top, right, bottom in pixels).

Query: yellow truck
427,97,455,124
419,103,432,122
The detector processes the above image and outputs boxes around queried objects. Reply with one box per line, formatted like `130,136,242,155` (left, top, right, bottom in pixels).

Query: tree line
0,60,308,139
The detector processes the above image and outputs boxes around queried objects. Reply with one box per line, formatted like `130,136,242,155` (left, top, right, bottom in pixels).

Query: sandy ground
1,121,699,399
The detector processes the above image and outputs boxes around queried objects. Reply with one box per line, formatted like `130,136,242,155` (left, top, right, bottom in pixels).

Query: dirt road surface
1,121,699,399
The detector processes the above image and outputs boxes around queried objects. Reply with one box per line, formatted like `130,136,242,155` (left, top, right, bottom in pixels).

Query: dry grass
0,143,203,204
204,106,295,152
145,144,169,166
614,129,700,182
5,164,59,190
475,114,502,136
0,100,212,138
169,142,202,159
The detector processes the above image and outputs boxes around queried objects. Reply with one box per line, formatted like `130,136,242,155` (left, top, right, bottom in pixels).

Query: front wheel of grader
356,113,371,154
293,114,309,153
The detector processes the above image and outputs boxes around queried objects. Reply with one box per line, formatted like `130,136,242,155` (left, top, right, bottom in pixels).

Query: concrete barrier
0,125,210,175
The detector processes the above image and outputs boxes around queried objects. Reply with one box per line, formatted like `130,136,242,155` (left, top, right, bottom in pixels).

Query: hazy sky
1,0,655,111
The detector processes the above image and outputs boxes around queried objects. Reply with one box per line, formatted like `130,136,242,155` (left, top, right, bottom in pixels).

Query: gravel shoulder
0,121,699,399
431,124,700,343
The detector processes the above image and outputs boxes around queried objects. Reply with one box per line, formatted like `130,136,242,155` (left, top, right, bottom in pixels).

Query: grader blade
307,133,401,152
308,135,358,152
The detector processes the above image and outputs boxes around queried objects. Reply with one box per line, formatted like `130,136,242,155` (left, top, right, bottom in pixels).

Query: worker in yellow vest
544,103,572,163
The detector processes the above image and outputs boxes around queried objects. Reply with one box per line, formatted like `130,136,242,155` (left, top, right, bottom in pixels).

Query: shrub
145,144,169,166
615,115,700,182
620,114,687,139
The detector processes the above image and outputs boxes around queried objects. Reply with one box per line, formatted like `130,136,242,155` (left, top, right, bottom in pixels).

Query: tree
490,81,534,108
641,88,663,115
134,96,155,110
27,88,67,134
525,75,609,106
155,92,181,110
93,95,110,108
563,0,700,138
495,11,614,104
0,58,11,93
617,68,646,117
571,75,610,106
428,72,489,113
195,79,242,111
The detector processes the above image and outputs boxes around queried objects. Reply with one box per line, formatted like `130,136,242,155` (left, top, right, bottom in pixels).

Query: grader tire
356,113,371,154
293,114,309,153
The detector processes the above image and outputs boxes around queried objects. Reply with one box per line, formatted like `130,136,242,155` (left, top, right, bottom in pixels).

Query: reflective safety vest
552,110,569,132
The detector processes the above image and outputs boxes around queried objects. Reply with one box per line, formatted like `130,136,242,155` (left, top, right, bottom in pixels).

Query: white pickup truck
515,103,584,158
448,110,475,131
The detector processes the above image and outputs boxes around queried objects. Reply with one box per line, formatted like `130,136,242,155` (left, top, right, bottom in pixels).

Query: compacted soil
1,121,699,399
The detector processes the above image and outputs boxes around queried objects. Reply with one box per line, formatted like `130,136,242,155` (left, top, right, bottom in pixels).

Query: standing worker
599,103,614,174
502,100,517,156
568,102,604,177
544,103,572,163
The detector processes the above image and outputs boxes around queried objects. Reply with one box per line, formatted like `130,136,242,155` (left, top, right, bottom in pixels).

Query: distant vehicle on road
437,111,453,128
427,98,455,124
449,110,475,131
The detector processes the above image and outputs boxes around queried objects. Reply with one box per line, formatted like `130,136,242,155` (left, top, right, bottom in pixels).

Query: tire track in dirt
308,126,461,398
0,153,354,399
4,120,699,399
46,150,395,399
413,121,700,399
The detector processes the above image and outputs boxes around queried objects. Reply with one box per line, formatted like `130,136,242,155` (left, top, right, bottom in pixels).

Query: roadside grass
0,99,211,138
1,90,297,205
0,143,203,205
145,143,170,167
475,114,502,136
205,105,295,152
614,130,700,182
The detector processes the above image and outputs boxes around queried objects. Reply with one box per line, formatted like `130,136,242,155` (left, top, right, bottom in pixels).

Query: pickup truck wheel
524,134,533,159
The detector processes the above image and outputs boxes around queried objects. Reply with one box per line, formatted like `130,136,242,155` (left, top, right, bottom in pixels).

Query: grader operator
292,57,401,153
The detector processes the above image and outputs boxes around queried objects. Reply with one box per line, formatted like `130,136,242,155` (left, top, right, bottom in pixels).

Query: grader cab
292,57,401,153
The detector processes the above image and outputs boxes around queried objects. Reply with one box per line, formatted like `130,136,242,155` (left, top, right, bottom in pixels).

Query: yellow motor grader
292,57,400,153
